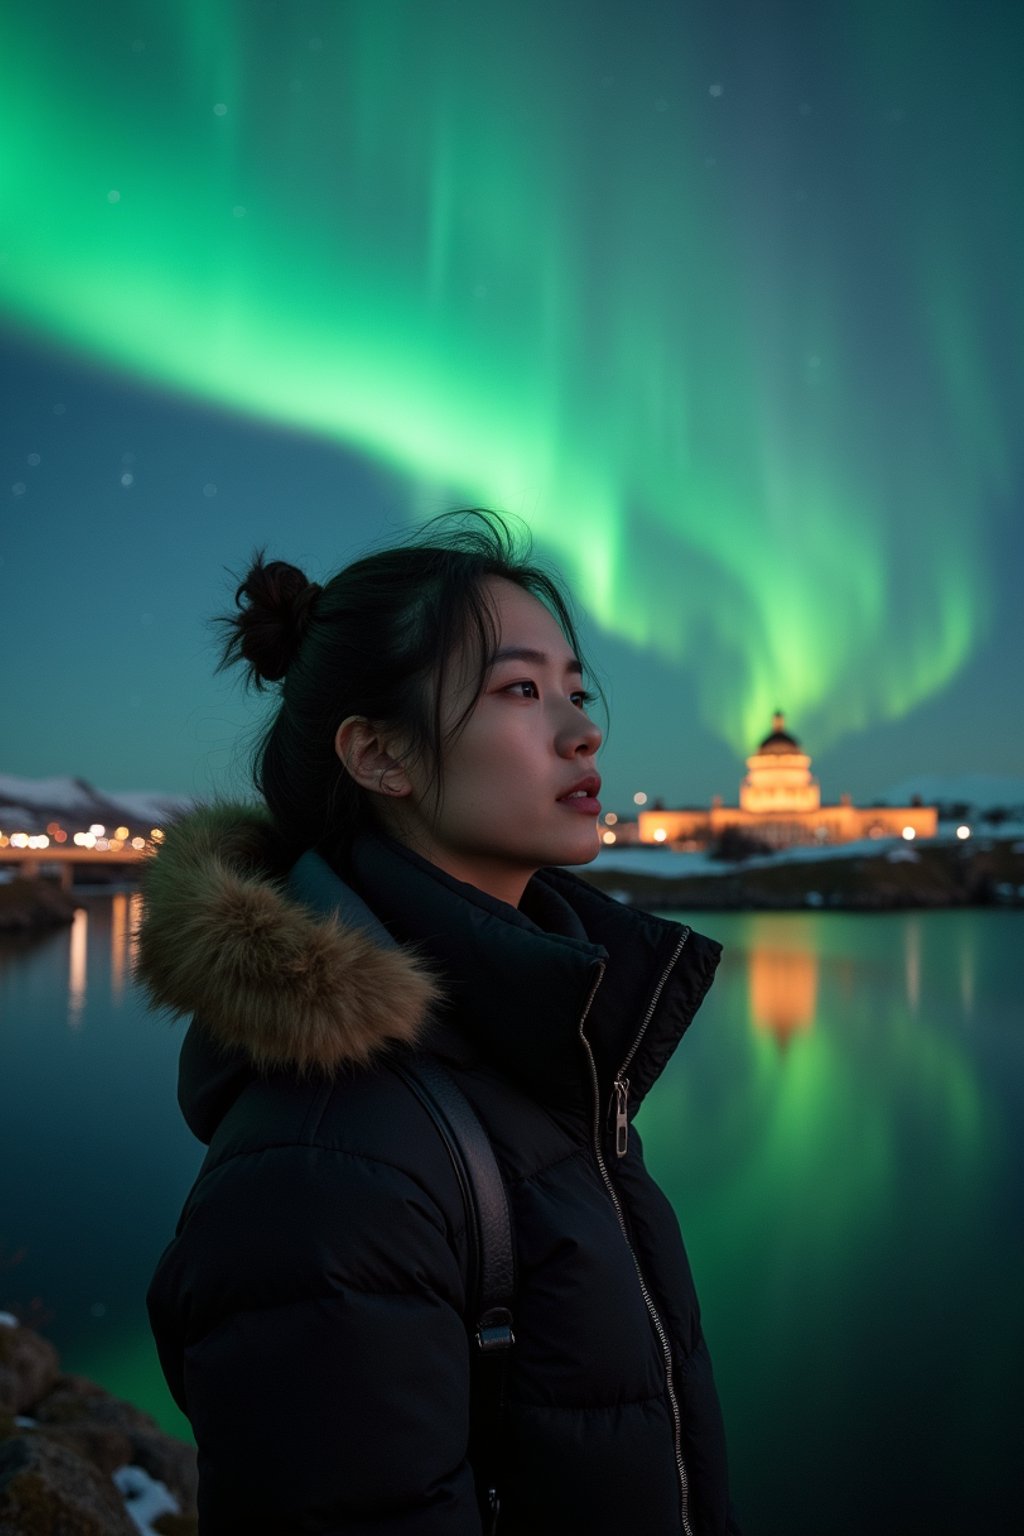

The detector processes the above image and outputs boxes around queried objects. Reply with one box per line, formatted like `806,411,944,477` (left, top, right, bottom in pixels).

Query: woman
139,513,740,1535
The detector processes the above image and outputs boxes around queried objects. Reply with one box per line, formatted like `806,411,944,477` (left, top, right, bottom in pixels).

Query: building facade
638,713,937,849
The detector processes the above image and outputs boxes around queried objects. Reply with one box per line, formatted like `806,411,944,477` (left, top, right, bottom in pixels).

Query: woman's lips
557,792,602,816
562,797,601,816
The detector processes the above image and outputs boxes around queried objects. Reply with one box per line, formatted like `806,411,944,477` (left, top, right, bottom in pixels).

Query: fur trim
134,802,439,1073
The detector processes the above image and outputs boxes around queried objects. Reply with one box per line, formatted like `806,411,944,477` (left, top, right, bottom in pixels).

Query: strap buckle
476,1306,515,1353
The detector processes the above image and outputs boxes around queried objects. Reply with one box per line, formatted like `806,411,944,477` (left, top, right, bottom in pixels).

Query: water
1,896,1020,1533
0,894,197,1441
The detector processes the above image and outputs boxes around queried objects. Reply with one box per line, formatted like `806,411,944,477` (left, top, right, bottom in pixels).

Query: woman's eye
505,680,540,699
571,689,596,710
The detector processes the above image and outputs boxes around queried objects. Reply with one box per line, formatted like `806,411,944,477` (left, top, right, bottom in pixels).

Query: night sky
2,0,1021,813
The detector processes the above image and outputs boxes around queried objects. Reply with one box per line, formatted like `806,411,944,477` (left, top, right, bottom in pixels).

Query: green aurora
2,1,1019,752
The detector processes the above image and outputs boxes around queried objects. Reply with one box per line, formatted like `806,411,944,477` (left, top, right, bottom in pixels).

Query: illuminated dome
637,708,938,848
741,711,820,814
758,711,800,753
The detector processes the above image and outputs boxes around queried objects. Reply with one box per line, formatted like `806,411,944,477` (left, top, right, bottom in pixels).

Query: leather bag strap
391,1054,515,1533
396,1056,521,1536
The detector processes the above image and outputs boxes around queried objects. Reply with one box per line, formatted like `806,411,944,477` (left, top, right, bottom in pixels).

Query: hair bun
222,552,322,686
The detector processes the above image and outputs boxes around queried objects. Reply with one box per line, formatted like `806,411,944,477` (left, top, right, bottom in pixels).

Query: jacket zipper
577,939,695,1536
611,929,690,1161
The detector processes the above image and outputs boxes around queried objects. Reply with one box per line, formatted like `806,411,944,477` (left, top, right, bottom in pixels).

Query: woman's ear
334,716,412,798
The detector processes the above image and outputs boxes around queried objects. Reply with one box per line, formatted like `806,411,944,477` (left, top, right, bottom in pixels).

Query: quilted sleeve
148,1143,482,1535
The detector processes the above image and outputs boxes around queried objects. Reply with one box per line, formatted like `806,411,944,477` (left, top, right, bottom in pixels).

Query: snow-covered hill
0,773,192,832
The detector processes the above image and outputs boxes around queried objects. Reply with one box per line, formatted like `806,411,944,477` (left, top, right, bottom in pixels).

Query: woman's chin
553,831,602,868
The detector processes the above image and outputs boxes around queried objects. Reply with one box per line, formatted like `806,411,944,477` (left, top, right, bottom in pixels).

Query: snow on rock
114,1464,181,1536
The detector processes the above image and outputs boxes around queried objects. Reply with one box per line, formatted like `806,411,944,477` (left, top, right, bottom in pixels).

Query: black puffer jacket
140,805,740,1535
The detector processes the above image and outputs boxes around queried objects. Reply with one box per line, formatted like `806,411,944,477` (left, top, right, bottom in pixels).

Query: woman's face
396,576,603,906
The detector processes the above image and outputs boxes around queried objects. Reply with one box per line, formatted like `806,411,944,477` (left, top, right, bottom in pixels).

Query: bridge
0,845,153,889
0,827,162,889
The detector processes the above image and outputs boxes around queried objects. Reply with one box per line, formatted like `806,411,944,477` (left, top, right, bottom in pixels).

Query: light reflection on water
747,928,818,1045
0,897,1020,1534
67,906,88,1029
55,891,144,1028
905,913,922,1015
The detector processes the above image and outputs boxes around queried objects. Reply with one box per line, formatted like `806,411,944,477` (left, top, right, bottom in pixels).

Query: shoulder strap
390,1054,514,1533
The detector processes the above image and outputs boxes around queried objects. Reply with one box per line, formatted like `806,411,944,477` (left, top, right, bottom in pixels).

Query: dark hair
216,510,601,858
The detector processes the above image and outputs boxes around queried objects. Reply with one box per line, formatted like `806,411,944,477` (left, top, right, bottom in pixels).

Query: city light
0,825,154,857
151,828,165,843
89,823,105,837
601,830,617,845
633,792,648,806
653,828,668,843
604,812,618,826
956,825,971,840
902,827,916,840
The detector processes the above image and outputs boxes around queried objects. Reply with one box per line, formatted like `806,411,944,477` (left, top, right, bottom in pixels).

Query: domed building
740,713,821,817
638,712,937,849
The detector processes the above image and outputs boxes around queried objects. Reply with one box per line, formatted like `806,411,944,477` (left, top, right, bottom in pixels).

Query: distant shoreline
580,835,1024,912
2,838,1022,929
0,877,78,933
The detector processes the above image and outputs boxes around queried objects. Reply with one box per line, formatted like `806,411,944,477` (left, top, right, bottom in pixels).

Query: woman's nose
558,703,602,757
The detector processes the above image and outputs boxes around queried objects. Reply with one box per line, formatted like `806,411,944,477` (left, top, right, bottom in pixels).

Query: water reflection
128,891,143,967
111,893,128,1003
748,942,818,1048
68,907,87,1029
959,932,975,1018
110,891,143,1003
904,916,921,1015
59,889,143,1025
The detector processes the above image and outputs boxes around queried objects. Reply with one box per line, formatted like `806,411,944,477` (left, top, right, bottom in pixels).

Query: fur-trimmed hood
135,803,440,1074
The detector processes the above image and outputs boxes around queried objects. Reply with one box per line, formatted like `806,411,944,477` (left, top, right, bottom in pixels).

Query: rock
0,1325,198,1521
49,1374,106,1400
129,1429,198,1516
0,1434,137,1535
35,1382,158,1434
31,1421,134,1475
35,1381,197,1514
115,1464,183,1532
0,879,76,933
0,1327,59,1416
153,1515,198,1535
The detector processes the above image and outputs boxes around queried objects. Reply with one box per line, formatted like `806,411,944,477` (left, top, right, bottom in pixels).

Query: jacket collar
136,804,720,1139
342,829,721,1119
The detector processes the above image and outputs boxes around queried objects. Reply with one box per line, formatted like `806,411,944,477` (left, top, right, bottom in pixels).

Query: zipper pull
612,1078,630,1158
